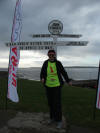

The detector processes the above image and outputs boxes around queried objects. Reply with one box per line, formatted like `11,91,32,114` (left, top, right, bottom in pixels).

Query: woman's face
48,52,55,61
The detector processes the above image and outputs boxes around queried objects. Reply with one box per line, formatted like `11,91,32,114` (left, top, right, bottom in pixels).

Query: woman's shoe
47,119,54,125
56,121,63,129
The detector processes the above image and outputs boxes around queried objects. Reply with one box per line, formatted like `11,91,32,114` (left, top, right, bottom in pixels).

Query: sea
0,67,98,81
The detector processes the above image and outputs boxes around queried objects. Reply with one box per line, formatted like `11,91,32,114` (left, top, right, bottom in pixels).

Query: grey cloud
0,0,100,67
0,0,15,42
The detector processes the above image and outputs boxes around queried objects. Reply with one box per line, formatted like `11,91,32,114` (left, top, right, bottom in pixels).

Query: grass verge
0,78,100,129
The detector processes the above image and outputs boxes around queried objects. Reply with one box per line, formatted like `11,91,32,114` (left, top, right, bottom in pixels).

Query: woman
40,49,71,128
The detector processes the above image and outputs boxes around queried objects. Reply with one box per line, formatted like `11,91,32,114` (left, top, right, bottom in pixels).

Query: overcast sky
0,0,100,68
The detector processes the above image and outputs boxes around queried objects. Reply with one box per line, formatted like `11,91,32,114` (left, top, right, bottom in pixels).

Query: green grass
0,78,100,129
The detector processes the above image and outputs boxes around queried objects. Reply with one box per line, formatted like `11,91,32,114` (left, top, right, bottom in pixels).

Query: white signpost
6,20,88,53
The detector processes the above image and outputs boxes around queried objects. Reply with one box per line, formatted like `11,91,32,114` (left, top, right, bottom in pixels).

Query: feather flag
7,0,22,102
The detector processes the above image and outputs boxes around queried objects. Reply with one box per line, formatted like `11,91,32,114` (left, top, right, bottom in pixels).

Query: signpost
6,19,88,53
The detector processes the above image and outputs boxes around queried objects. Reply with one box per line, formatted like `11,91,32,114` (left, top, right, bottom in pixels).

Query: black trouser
45,86,62,122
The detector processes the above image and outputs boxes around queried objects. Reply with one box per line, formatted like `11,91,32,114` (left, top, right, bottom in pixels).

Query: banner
7,0,22,102
96,61,100,109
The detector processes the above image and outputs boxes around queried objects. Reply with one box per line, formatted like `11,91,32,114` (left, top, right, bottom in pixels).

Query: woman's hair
48,49,56,55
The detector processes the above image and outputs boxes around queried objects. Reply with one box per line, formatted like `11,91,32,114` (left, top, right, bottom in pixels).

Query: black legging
45,86,62,122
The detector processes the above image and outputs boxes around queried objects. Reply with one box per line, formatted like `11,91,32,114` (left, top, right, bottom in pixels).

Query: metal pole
6,47,12,110
0,78,2,100
93,61,100,120
53,35,57,59
5,47,11,110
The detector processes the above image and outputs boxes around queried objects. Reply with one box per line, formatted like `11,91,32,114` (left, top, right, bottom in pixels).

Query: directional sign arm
30,34,51,38
5,41,55,46
57,34,82,38
56,41,88,46
30,34,82,38
5,41,88,47
5,41,56,50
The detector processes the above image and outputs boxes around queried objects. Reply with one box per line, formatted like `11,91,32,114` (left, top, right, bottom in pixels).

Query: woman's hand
68,81,72,86
41,78,45,83
65,81,72,86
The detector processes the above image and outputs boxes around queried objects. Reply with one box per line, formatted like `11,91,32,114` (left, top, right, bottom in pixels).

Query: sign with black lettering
48,20,63,35
31,34,82,38
6,41,88,50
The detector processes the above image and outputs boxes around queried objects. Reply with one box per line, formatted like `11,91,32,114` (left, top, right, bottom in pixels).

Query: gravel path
0,110,99,133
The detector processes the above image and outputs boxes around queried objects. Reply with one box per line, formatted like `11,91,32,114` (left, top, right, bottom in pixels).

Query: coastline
72,79,97,89
0,71,97,89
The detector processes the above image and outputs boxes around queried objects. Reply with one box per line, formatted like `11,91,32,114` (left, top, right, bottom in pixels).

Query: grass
0,78,100,129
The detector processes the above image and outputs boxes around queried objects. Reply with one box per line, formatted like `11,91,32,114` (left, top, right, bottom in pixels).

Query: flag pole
93,60,100,120
5,48,11,110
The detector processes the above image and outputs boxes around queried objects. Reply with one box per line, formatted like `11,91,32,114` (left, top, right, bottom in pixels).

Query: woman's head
48,50,56,61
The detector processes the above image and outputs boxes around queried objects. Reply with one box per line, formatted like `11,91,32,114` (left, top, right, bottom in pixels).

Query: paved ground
0,110,99,133
0,110,16,129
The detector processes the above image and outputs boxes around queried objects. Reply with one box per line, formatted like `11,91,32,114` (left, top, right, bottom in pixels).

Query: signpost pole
53,36,57,58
